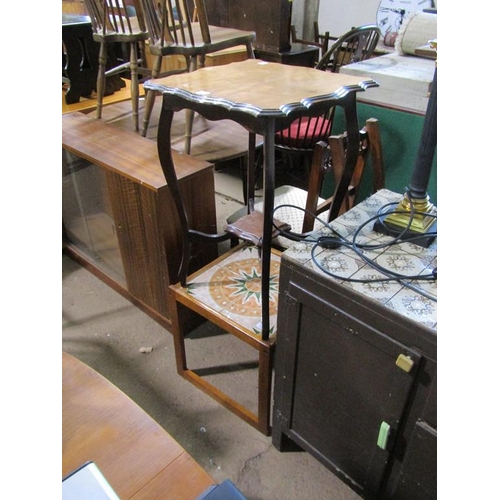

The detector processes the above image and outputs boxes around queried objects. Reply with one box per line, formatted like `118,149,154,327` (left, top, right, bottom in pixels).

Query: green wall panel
325,102,437,206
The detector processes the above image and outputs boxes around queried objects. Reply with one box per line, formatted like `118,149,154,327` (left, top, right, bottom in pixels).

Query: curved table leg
157,106,192,287
62,22,99,104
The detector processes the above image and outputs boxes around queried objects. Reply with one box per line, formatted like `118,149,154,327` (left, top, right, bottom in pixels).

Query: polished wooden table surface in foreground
62,351,215,499
145,59,378,338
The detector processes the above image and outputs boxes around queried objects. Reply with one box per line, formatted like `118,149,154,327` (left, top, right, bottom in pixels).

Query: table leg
157,106,192,287
261,120,276,340
62,23,99,104
245,133,256,210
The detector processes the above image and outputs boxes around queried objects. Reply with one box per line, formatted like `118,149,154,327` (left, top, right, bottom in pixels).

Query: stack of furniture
137,0,256,149
145,59,378,434
203,0,320,67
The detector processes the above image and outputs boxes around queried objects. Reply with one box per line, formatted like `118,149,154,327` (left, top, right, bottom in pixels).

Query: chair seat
275,115,332,149
148,23,254,55
172,243,282,339
227,185,328,249
92,16,147,41
92,30,148,42
224,209,291,247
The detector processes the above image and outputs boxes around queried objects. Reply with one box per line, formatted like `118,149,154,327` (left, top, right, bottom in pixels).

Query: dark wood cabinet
272,191,437,499
203,0,292,52
203,0,321,66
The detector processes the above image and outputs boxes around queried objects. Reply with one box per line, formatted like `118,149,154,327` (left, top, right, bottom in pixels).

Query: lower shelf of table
172,243,282,341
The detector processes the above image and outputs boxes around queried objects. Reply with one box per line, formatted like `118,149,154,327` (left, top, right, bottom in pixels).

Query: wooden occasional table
145,59,378,339
62,351,215,499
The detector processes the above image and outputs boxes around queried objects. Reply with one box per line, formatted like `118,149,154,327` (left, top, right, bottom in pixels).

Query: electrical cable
271,190,437,302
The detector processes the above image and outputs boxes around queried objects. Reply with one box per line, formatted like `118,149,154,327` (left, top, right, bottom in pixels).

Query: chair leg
129,42,139,132
141,56,163,137
365,118,385,191
141,89,156,138
184,109,195,154
246,41,255,59
257,344,273,435
170,296,189,374
329,134,349,217
184,56,198,154
302,141,329,233
96,41,107,119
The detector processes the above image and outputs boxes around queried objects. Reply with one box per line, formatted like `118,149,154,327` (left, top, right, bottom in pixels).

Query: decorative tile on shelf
176,244,281,338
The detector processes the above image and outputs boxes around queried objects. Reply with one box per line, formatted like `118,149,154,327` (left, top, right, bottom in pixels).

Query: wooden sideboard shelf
272,190,437,499
62,112,218,330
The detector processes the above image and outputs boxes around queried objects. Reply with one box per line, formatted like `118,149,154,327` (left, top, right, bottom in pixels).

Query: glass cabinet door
62,149,125,283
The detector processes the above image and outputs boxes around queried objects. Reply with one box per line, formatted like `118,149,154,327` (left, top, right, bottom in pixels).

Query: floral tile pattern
284,189,437,331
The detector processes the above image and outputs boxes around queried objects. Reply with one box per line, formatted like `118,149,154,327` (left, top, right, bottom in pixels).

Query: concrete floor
62,96,362,499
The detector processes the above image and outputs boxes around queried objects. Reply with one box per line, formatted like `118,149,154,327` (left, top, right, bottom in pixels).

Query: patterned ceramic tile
408,265,437,300
373,249,429,279
331,205,376,237
310,247,366,281
356,189,402,215
343,268,405,304
181,244,280,338
282,190,437,333
282,240,318,266
397,240,437,264
336,236,386,263
385,285,437,329
373,188,404,205
316,220,352,238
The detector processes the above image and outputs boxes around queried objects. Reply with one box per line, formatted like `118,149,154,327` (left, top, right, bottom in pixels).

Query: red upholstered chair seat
276,115,332,149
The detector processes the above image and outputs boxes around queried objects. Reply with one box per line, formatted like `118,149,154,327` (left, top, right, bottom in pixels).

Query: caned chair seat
229,118,386,251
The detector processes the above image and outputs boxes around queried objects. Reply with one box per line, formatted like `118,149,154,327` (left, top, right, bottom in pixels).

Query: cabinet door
389,421,437,499
228,0,291,51
274,281,423,497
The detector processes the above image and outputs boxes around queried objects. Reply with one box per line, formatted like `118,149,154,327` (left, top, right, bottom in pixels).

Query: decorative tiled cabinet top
282,189,437,332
